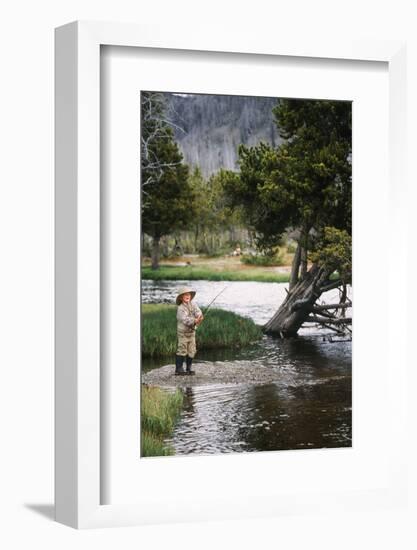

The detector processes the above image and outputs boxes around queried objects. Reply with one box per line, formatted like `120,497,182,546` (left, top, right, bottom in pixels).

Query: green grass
142,265,290,283
142,304,263,358
141,385,184,457
141,431,172,457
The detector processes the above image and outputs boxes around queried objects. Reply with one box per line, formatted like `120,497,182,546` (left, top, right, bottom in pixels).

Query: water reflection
163,336,352,454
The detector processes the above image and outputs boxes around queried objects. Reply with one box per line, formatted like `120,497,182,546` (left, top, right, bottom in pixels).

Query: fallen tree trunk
263,262,351,337
263,264,330,336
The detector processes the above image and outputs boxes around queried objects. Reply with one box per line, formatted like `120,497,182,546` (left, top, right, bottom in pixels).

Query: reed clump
141,385,184,457
142,304,262,358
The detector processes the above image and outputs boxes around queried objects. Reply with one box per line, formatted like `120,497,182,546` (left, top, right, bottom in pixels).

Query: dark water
142,280,352,455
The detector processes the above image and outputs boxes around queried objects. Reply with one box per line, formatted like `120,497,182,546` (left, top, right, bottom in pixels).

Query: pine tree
141,92,195,269
223,98,352,336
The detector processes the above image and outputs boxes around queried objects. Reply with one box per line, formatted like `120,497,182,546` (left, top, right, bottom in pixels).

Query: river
142,280,352,455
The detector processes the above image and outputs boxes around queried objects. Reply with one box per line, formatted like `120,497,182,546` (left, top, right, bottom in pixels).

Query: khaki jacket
177,301,202,335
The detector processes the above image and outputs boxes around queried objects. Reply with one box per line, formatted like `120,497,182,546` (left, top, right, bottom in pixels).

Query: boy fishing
175,286,204,376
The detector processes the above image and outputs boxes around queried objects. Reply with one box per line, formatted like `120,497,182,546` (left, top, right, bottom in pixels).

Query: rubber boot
175,355,186,375
185,356,195,375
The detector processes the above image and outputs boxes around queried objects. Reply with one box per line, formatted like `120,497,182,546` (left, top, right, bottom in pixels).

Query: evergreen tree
141,92,195,269
223,98,352,336
186,167,243,255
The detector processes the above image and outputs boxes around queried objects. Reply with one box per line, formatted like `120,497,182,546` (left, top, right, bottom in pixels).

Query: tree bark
151,235,160,270
263,264,330,336
289,243,302,291
339,283,347,318
300,228,309,279
300,246,308,279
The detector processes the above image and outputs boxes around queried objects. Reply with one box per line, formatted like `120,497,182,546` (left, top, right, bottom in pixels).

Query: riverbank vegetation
142,265,290,283
142,304,262,358
141,385,183,457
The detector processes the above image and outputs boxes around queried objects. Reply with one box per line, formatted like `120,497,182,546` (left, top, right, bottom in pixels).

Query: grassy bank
142,304,262,358
141,385,183,457
142,265,290,283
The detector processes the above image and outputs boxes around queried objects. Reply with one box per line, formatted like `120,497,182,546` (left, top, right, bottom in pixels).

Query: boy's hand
196,314,204,325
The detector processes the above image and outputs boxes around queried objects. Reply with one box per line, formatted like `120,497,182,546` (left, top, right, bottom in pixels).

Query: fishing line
195,285,228,329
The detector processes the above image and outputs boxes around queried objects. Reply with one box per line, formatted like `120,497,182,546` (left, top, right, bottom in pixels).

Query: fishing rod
203,286,228,315
195,286,228,328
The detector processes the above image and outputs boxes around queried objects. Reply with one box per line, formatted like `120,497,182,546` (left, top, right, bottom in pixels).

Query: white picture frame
55,21,407,529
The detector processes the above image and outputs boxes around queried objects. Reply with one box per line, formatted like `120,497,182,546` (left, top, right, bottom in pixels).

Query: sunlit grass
142,265,290,283
142,304,262,357
141,385,184,457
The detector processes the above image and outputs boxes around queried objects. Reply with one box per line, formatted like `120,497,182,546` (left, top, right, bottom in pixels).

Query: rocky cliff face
164,93,282,177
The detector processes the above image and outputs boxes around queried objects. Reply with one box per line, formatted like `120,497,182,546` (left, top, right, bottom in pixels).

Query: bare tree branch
311,302,351,312
305,315,352,325
319,279,345,293
141,91,188,207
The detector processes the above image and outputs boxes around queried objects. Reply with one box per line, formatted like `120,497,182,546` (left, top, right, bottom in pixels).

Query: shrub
241,250,285,266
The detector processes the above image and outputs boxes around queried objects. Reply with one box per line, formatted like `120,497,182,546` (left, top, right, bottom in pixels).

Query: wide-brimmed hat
176,286,196,305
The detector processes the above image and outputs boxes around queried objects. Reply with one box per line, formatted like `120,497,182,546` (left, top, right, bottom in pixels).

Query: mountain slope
164,93,282,177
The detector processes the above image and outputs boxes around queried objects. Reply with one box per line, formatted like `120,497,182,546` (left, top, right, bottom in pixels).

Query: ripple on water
142,280,352,455
164,378,351,455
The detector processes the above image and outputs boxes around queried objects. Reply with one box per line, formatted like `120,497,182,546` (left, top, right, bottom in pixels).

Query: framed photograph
55,21,407,528
138,89,354,457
